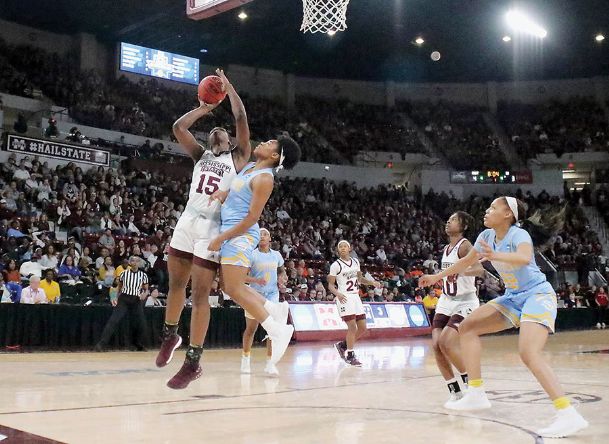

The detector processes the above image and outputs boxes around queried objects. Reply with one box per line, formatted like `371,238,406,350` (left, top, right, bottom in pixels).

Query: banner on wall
289,302,430,332
6,134,110,167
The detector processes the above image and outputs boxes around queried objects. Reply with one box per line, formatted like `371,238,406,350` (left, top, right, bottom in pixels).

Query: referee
95,256,149,351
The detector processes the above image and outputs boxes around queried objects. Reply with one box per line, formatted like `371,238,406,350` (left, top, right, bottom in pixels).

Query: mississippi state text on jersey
185,150,237,219
441,238,477,299
329,257,361,295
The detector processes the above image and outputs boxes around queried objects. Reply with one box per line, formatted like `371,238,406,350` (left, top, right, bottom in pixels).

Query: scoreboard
119,42,199,85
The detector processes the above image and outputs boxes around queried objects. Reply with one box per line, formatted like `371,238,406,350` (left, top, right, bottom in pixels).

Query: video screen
119,42,199,85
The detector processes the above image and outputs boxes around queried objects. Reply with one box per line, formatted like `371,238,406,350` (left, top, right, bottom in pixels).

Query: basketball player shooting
156,69,252,390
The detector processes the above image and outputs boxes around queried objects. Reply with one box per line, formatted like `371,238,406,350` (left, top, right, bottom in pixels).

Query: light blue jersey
474,226,557,332
220,163,274,268
250,248,284,302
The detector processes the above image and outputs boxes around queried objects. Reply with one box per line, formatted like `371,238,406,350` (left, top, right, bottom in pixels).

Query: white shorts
335,293,366,319
169,213,220,264
435,294,480,319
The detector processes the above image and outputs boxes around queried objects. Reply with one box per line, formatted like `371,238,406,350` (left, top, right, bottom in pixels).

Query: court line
0,374,438,416
164,405,544,444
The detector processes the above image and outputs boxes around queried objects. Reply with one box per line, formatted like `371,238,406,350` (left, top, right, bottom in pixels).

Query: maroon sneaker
155,333,182,368
346,354,362,367
167,361,202,390
334,342,347,362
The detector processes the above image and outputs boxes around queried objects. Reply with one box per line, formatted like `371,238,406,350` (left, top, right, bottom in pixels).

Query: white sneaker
268,324,294,364
240,356,251,374
537,406,589,438
445,387,491,411
596,323,601,329
264,360,279,376
267,301,290,325
443,391,464,409
603,323,606,329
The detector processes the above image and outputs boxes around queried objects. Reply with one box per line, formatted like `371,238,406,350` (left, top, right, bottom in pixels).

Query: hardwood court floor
0,330,608,443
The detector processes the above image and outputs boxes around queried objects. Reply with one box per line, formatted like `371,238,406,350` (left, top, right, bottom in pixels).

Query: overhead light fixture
505,10,547,38
327,30,337,36
238,11,248,20
200,49,208,53
415,36,425,45
596,34,605,42
502,35,512,42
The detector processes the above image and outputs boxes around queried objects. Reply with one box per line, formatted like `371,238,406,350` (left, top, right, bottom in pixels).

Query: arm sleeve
329,262,340,277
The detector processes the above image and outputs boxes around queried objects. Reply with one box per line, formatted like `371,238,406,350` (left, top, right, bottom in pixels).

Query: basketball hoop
300,0,350,34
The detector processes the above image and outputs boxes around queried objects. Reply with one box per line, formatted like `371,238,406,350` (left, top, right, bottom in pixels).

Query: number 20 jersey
441,238,477,300
184,149,237,222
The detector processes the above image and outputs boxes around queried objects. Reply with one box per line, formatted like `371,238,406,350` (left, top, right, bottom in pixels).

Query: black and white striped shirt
119,269,148,296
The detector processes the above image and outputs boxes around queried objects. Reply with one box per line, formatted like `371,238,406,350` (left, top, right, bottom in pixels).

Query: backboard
186,0,255,20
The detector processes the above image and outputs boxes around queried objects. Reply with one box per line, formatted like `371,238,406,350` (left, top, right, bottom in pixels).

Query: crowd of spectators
498,98,609,161
1,148,601,309
402,101,507,170
0,40,424,165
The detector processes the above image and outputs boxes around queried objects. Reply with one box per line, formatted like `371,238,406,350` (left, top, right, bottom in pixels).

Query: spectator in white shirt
20,276,47,304
376,246,387,263
276,209,291,220
100,214,113,231
12,161,30,181
56,199,71,226
39,245,59,271
20,253,44,278
422,254,439,273
127,215,141,235
98,229,116,253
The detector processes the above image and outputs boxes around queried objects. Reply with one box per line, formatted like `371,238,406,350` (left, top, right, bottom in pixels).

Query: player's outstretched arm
459,240,485,277
419,248,480,288
357,271,381,288
216,69,251,164
172,100,219,162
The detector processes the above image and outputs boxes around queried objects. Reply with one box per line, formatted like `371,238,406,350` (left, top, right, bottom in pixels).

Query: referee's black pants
98,294,147,348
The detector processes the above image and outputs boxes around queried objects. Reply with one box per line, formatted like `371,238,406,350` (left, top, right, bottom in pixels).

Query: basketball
198,75,227,104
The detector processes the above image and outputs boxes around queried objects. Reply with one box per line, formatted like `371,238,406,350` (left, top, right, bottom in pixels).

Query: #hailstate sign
7,134,110,167
289,302,430,332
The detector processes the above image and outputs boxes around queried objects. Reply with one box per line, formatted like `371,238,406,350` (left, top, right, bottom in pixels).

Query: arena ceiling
2,0,609,82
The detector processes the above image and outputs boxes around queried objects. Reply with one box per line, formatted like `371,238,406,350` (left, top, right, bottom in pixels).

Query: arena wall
0,19,75,55
2,19,608,109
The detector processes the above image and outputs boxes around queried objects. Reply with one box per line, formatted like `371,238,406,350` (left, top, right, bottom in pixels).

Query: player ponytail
276,136,301,171
503,197,565,248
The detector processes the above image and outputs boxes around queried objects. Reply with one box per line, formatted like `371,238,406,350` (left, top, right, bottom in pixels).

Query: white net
300,0,350,34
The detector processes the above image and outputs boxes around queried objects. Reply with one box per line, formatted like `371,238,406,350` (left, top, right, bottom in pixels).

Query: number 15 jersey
184,149,237,222
441,238,477,300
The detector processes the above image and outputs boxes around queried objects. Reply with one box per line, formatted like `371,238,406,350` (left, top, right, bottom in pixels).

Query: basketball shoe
264,360,279,376
241,355,251,374
444,387,491,410
155,332,182,368
345,352,362,367
444,391,464,409
537,406,588,438
166,361,202,390
266,300,289,325
268,324,294,364
334,341,347,362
